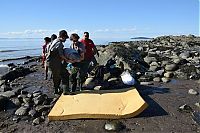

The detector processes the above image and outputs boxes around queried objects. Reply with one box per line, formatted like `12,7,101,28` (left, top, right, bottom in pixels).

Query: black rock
11,98,21,107
0,96,8,111
192,112,200,125
33,94,47,105
28,109,39,118
178,104,193,113
104,121,126,131
1,67,33,81
32,117,44,125
0,84,12,92
35,105,51,113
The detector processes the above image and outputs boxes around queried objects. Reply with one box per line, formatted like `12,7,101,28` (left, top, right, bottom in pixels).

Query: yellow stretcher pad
48,88,148,120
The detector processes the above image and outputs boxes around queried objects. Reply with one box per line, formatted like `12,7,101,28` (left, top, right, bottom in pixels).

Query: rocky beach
0,35,200,133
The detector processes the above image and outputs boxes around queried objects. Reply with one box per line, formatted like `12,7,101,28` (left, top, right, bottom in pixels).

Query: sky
0,0,199,40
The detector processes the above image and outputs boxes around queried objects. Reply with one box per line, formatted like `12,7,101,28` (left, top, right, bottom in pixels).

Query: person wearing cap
69,33,86,92
46,30,73,95
80,32,99,74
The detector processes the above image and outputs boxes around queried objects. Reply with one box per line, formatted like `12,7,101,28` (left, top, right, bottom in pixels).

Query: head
44,37,51,43
83,32,89,40
58,30,69,42
51,34,57,42
70,33,80,42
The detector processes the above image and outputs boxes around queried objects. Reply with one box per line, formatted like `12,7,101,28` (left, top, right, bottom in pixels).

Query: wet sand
0,61,199,133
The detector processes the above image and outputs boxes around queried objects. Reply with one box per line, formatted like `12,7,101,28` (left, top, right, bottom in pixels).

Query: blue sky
0,0,199,40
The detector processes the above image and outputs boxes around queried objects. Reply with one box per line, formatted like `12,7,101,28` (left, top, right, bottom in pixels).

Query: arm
93,46,99,57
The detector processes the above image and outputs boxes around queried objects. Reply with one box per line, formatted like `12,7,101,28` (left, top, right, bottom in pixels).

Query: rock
173,58,181,64
32,117,44,125
195,103,200,108
161,61,170,67
23,97,32,104
178,104,193,113
42,111,49,116
161,77,170,83
35,105,51,113
138,76,153,82
11,98,21,107
104,121,126,131
27,93,33,98
140,82,154,85
15,106,29,116
156,69,165,76
12,116,20,122
149,65,159,72
1,67,32,81
0,91,16,98
28,109,39,118
0,84,12,92
0,96,8,111
164,72,174,78
165,64,177,71
144,57,157,64
94,86,102,90
192,112,200,125
188,89,199,95
179,52,190,59
33,94,47,105
0,80,6,86
21,90,28,95
153,77,161,82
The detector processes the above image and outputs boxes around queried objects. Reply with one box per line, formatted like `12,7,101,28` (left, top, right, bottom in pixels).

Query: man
80,32,99,74
46,30,72,95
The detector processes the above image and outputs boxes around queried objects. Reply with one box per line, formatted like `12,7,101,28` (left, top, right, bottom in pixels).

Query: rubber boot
54,87,59,94
62,85,69,95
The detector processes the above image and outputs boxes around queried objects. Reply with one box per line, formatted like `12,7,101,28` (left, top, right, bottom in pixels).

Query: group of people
42,30,99,95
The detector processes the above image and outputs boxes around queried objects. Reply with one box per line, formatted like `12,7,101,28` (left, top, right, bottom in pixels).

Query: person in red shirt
42,37,51,67
80,32,99,74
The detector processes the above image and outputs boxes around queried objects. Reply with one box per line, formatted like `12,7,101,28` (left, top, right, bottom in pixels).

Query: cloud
94,28,136,33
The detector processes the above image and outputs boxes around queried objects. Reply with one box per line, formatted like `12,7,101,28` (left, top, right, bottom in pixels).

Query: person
44,34,57,80
46,30,73,95
80,32,99,74
42,37,51,67
69,33,86,92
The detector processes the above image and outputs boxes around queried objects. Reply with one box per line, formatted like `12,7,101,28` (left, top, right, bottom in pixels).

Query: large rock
0,67,33,81
15,106,29,116
165,64,177,71
0,91,16,98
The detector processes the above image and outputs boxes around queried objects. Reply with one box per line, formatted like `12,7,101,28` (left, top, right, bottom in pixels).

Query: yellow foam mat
48,88,148,120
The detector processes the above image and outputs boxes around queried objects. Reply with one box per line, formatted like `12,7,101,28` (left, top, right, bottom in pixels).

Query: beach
0,35,200,132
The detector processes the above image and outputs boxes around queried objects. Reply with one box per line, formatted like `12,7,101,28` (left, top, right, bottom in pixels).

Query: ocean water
0,38,133,61
0,38,43,60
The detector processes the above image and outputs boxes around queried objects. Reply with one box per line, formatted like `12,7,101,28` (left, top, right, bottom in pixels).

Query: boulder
165,64,177,71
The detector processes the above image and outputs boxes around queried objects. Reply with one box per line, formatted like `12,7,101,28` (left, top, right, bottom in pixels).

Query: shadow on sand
135,84,169,118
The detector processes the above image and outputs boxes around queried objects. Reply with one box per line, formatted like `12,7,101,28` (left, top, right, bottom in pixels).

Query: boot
62,85,69,95
54,87,59,94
